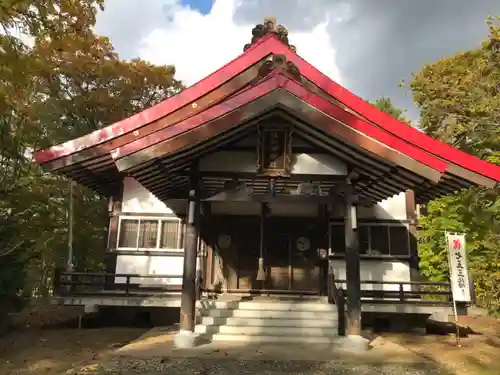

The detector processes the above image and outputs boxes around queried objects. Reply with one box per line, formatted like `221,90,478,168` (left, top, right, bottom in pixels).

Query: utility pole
67,180,74,271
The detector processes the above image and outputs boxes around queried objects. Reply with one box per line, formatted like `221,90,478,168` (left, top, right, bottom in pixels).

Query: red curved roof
111,73,448,176
32,33,500,201
33,35,274,164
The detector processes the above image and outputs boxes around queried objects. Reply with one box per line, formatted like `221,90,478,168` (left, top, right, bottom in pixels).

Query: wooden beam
203,192,341,204
196,171,347,182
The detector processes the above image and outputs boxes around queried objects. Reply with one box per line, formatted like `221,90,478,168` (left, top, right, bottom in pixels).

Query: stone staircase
195,298,340,343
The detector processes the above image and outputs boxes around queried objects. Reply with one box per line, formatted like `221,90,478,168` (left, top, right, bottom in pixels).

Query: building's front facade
111,162,420,297
33,20,500,345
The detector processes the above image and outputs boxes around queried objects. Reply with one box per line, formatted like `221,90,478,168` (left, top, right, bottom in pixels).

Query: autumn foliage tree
0,0,182,327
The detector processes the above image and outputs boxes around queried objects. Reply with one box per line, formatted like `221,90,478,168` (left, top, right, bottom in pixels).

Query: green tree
0,0,182,328
371,97,411,125
411,17,500,313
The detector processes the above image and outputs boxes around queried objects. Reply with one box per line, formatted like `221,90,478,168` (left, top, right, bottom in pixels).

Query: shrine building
33,19,500,347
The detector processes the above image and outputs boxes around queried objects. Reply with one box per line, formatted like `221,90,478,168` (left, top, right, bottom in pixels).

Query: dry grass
384,315,500,375
0,328,145,375
1,302,146,375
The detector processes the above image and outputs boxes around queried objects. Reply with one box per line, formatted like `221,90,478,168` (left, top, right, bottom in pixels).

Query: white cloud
1,27,35,47
136,0,341,87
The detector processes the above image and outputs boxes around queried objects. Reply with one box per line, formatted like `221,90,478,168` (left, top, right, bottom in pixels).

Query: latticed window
358,226,370,254
117,217,184,250
370,226,390,255
118,219,139,248
160,220,185,249
389,226,410,255
329,223,410,256
138,220,159,248
329,224,345,254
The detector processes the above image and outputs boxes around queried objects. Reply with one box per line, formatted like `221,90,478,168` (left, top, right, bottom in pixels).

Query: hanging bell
256,257,266,281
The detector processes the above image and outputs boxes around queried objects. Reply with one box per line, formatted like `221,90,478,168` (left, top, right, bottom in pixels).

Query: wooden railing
331,279,452,304
202,288,319,297
53,269,203,298
329,278,452,336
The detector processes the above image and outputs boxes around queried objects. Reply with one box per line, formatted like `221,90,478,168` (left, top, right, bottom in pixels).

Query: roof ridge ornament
257,54,301,81
243,17,297,53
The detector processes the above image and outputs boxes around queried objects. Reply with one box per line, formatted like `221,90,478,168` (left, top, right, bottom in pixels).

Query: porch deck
51,270,454,320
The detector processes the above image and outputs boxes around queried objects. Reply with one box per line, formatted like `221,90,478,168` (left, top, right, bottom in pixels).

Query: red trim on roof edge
32,34,276,164
33,33,500,182
111,73,448,176
284,79,448,173
112,73,288,159
273,46,500,181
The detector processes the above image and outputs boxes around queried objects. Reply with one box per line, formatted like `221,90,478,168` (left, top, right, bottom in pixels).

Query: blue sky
180,0,214,14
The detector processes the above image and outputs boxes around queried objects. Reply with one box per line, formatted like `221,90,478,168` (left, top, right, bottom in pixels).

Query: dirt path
0,328,145,375
1,326,450,375
67,357,449,375
63,327,451,375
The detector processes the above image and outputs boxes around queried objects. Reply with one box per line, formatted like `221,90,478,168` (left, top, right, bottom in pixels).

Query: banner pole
445,231,461,347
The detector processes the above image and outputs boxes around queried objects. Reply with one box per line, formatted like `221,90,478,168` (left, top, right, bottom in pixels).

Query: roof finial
243,17,296,53
264,17,277,32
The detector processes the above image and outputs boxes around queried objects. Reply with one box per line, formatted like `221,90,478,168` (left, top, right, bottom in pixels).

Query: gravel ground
68,357,451,375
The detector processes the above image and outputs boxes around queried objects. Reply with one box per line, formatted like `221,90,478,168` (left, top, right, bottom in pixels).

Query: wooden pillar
179,166,199,333
405,190,420,273
105,178,124,287
345,189,361,336
405,190,420,293
202,202,213,291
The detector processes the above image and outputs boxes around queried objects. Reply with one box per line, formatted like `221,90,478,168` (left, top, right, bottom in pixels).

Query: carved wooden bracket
258,54,301,81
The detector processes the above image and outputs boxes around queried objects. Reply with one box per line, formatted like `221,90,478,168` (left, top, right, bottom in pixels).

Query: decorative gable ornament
243,17,297,52
258,54,301,81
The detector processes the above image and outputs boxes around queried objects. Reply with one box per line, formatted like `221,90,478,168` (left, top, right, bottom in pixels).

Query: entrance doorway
266,218,320,292
210,216,322,295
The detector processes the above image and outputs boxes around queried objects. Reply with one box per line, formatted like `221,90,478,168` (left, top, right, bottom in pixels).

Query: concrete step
197,308,338,320
199,316,338,328
208,333,344,344
197,300,336,312
195,324,338,336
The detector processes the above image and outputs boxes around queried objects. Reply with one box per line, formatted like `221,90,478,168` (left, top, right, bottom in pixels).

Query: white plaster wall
199,151,347,175
114,255,184,285
121,177,186,214
330,259,411,292
291,153,347,175
359,192,407,220
330,192,408,221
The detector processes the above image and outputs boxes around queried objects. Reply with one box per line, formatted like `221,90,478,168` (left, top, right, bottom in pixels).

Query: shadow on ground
63,326,454,375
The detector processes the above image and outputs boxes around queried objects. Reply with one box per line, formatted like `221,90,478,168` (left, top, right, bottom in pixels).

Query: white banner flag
446,233,471,302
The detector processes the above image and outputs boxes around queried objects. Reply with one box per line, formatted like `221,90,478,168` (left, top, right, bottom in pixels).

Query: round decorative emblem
217,234,232,249
296,236,311,252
